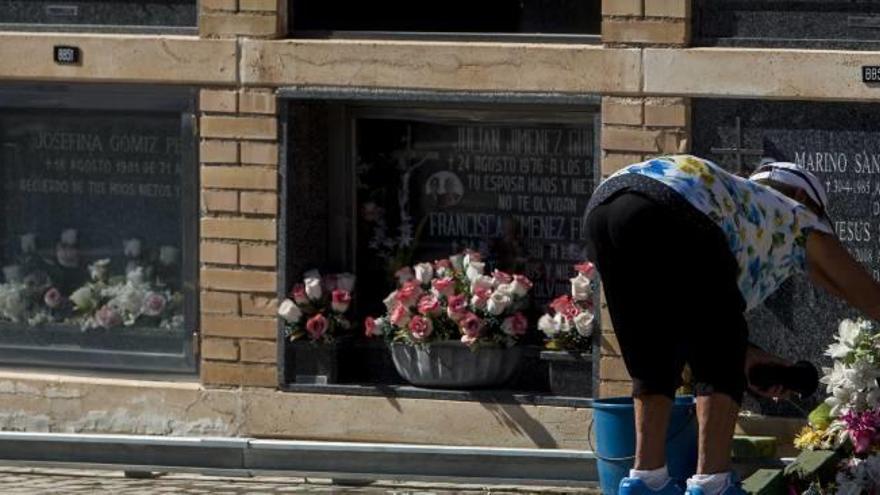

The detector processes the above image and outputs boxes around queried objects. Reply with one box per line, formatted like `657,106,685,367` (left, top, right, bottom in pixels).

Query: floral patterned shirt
601,155,833,311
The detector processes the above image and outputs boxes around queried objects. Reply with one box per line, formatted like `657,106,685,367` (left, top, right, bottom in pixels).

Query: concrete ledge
645,47,880,101
0,370,590,450
0,33,236,84
241,39,642,94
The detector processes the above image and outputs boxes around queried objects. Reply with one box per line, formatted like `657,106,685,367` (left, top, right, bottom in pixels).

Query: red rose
446,294,468,321
389,304,411,327
408,315,433,341
459,312,484,338
331,289,351,313
305,314,329,340
291,284,308,305
395,280,422,307
364,316,377,337
502,313,529,336
574,261,597,279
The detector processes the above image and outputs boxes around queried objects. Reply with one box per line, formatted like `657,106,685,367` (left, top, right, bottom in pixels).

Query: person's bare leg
696,394,739,474
634,395,673,470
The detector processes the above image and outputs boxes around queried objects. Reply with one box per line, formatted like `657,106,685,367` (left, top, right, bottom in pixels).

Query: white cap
749,161,829,213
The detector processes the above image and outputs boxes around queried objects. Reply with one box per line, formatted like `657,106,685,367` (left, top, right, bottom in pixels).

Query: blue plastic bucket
591,396,697,495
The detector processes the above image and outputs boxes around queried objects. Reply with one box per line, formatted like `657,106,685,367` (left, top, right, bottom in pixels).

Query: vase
287,340,339,385
389,340,523,389
539,350,592,397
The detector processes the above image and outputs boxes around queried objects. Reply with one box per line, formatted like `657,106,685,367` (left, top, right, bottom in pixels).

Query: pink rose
43,287,62,309
471,287,491,311
502,313,528,337
331,289,351,313
492,269,513,285
446,294,468,321
574,261,597,280
417,295,441,317
142,292,167,317
95,305,122,329
431,277,456,297
459,312,484,339
389,304,411,327
395,280,422,307
290,284,308,305
364,316,377,337
305,314,329,340
434,259,452,271
512,274,533,295
549,295,573,314
408,315,433,341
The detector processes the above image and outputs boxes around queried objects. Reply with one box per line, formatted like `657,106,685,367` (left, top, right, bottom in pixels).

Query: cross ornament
710,117,765,175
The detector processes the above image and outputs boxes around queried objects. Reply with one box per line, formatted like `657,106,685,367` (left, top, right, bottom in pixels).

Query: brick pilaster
597,0,693,397
199,88,280,388
200,0,287,39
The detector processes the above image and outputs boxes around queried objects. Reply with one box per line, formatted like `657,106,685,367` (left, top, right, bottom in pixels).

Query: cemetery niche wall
290,0,600,39
693,98,880,414
0,0,196,32
281,94,599,397
694,0,880,49
0,85,198,373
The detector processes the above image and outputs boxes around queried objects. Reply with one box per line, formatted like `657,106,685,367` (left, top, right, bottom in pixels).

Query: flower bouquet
537,261,598,397
784,319,880,493
365,251,533,388
278,270,355,384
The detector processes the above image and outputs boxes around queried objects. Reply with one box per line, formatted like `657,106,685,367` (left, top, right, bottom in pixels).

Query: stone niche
280,89,600,396
694,0,880,49
0,84,198,373
0,0,196,32
289,0,600,38
693,98,880,414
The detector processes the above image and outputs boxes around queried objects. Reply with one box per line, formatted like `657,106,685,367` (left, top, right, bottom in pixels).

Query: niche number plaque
863,65,880,83
53,46,80,65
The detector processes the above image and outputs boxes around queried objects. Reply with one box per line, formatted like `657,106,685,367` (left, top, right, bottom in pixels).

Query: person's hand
745,344,794,400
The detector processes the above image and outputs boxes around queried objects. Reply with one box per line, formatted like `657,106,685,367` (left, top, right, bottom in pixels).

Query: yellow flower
678,156,709,176
793,426,826,451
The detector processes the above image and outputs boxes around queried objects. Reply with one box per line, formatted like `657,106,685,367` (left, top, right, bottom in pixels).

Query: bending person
583,155,880,495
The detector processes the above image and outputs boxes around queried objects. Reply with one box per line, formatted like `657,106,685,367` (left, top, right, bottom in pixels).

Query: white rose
60,228,77,245
70,287,96,311
383,291,398,311
337,273,356,292
277,299,302,323
571,273,592,301
126,266,145,285
512,279,530,297
123,238,142,258
495,283,516,296
159,246,179,266
20,234,36,254
470,275,494,294
449,255,464,271
487,292,511,316
303,269,321,280
466,262,485,282
304,277,322,301
89,259,111,282
414,263,434,285
573,311,595,337
372,317,387,336
3,265,22,284
538,314,561,337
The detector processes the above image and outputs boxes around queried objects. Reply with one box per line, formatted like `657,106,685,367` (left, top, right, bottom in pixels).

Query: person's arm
806,231,880,321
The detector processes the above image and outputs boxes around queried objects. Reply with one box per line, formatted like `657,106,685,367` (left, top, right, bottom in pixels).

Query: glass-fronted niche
290,0,601,40
0,1,196,33
0,85,197,372
282,94,599,393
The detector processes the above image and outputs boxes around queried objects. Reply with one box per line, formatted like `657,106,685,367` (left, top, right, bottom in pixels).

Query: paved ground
0,467,599,494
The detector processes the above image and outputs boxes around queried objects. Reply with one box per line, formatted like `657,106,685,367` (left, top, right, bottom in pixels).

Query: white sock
629,465,670,490
686,472,731,495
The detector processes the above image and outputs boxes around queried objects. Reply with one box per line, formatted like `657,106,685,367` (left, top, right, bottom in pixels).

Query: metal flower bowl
389,340,523,389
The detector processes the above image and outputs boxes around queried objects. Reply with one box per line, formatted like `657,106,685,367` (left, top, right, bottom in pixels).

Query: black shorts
585,191,749,404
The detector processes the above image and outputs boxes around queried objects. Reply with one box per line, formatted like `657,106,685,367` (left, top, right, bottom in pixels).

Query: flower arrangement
788,318,880,493
364,251,533,348
0,231,183,331
538,261,598,351
277,270,356,344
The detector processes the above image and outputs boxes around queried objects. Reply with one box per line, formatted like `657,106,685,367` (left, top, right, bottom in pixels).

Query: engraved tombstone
693,99,880,413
